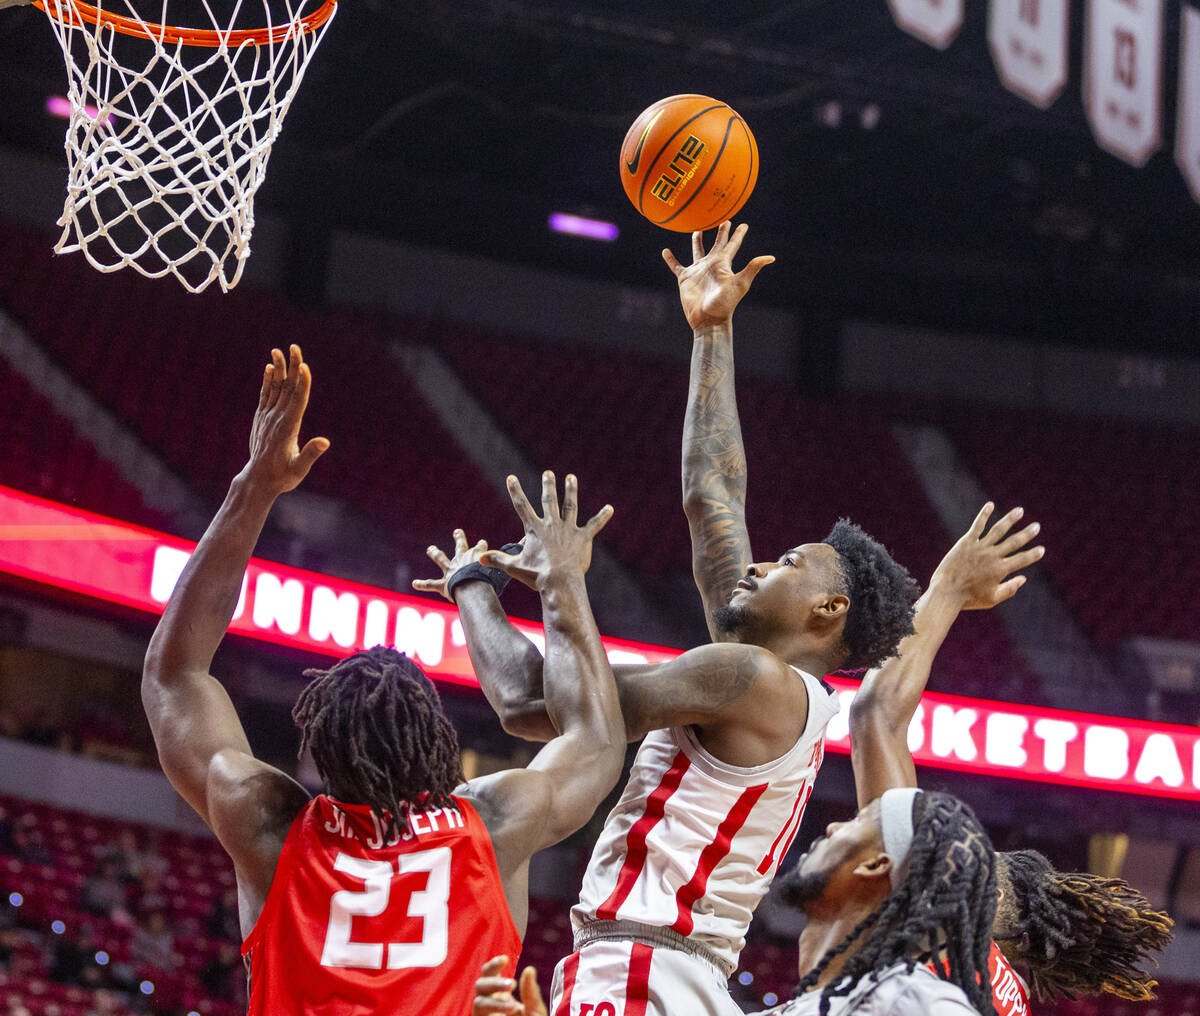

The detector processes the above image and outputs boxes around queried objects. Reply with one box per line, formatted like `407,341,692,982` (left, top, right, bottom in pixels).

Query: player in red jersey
849,503,1173,1012
141,345,627,1015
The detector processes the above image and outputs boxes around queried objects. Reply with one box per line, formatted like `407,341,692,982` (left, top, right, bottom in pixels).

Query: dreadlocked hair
997,849,1174,1002
822,519,920,670
292,646,464,836
790,792,998,1016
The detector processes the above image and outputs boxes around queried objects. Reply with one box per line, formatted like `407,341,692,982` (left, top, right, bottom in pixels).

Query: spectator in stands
12,813,52,865
22,708,71,751
134,868,167,916
49,924,104,988
0,803,14,853
82,860,127,920
129,910,175,971
99,829,160,885
206,887,239,942
84,988,122,1016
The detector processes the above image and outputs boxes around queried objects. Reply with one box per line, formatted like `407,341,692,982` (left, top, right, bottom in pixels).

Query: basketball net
36,0,337,293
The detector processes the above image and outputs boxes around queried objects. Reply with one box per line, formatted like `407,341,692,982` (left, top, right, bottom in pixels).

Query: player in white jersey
416,224,922,1016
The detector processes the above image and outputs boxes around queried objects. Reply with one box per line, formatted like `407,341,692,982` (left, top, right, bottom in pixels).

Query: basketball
619,94,759,233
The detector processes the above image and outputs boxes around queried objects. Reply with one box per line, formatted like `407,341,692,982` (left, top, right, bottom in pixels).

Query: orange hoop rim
33,0,336,46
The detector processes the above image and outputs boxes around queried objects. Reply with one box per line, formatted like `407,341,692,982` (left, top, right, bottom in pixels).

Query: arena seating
0,221,516,572
932,401,1200,649
0,355,166,532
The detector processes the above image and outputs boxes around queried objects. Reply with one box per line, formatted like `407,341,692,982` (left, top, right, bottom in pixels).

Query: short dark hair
822,519,920,670
292,647,463,833
997,849,1174,1002
782,792,998,1016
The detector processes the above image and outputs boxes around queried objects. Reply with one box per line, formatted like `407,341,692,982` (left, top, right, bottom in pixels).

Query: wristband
446,543,524,600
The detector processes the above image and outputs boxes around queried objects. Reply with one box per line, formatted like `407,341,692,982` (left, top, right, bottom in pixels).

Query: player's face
725,543,843,626
788,799,885,907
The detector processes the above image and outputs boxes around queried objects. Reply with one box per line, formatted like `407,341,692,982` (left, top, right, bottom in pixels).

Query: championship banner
1176,5,1200,202
989,0,1070,108
2,484,1199,803
1084,0,1164,166
887,0,964,50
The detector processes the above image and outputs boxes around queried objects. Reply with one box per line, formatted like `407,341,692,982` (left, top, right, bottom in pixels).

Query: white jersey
573,666,839,976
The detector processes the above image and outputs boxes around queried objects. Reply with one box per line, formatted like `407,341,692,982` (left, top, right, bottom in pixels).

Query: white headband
879,787,923,889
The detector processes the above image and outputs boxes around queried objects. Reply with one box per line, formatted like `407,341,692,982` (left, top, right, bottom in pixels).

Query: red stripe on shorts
670,782,769,936
554,951,580,1016
596,751,691,920
623,942,654,1016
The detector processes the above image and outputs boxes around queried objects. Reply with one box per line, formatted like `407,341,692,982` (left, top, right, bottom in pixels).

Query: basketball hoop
33,0,338,292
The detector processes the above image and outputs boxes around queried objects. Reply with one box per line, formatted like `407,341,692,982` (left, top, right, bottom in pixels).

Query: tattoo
683,334,752,611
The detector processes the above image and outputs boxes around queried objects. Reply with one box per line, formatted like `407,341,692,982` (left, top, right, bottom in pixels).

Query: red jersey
989,941,1031,1016
242,794,520,1016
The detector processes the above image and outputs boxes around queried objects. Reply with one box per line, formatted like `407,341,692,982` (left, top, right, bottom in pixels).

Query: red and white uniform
242,794,520,1016
554,667,839,1016
989,942,1031,1016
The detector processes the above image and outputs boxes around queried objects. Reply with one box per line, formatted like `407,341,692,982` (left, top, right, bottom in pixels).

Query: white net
39,0,337,293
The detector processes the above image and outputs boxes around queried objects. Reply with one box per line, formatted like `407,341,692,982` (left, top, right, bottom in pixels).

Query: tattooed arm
664,222,774,639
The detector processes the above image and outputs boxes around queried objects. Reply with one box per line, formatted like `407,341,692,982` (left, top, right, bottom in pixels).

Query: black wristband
446,543,523,600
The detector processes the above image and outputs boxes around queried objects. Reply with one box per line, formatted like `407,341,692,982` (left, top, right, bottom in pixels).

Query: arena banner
1084,0,1164,166
988,0,1070,109
887,0,964,50
1177,5,1200,202
1,484,1198,803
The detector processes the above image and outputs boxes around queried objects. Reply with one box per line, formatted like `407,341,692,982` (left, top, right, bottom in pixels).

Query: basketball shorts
549,939,743,1016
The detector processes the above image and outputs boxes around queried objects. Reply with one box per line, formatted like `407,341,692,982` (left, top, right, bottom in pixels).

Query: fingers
967,502,996,539
454,528,470,555
691,230,705,262
561,473,579,525
258,362,274,409
999,520,1041,554
506,475,538,529
1004,545,1045,573
540,470,559,520
737,254,775,285
712,220,730,254
724,221,748,260
479,549,518,572
474,998,522,1016
475,978,517,994
993,575,1026,604
520,967,546,1016
584,503,614,536
426,544,453,572
662,247,685,278
984,506,1024,545
265,348,286,408
411,578,443,593
295,436,329,475
479,957,507,978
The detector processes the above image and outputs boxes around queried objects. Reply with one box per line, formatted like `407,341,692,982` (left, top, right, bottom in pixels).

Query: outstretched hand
930,502,1045,611
662,221,775,331
413,528,492,603
474,957,546,1016
244,344,329,495
480,472,613,591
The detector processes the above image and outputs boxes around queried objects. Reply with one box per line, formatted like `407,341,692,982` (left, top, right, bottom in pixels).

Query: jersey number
319,847,451,969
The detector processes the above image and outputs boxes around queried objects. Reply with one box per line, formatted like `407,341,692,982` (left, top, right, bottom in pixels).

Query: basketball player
473,789,997,1016
848,503,1173,1013
141,345,627,1014
415,227,920,1015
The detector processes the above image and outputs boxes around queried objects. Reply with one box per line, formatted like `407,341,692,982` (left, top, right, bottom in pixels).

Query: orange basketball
619,94,759,233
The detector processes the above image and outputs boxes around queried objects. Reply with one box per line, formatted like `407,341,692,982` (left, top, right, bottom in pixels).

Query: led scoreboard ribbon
1,484,1197,803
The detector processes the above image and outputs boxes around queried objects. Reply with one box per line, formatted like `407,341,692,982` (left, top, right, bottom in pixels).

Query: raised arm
141,346,327,891
663,221,774,637
453,473,624,929
848,503,1044,808
417,547,803,757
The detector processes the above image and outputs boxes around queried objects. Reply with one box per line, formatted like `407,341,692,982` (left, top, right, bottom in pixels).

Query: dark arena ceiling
1,0,1197,353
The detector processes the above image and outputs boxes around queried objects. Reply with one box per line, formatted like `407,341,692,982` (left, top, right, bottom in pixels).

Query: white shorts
549,939,743,1016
